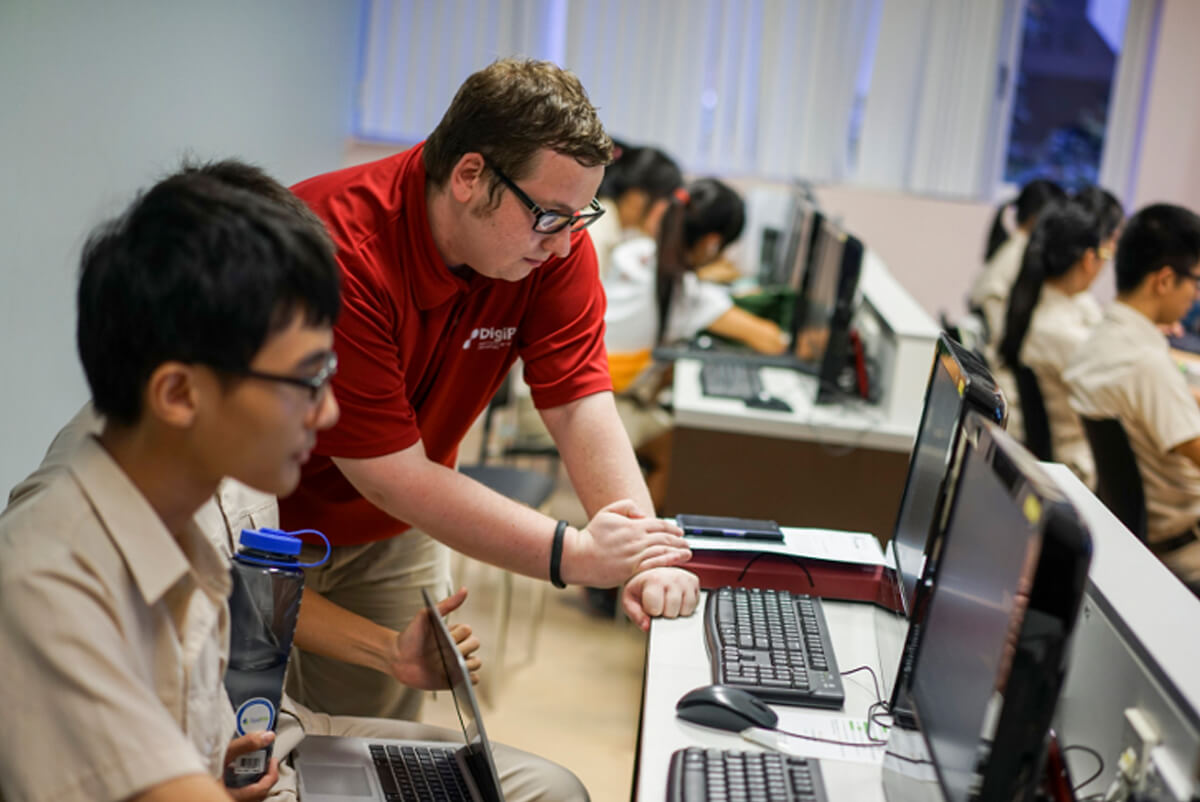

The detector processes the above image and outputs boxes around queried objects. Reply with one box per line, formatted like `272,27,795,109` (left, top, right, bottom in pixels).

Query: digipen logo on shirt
462,326,518,351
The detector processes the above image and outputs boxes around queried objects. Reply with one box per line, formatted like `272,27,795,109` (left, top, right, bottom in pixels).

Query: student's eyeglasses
485,159,604,235
230,352,338,402
1170,266,1200,284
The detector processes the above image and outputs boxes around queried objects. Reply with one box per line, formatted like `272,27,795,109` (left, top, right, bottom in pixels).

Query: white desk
635,594,889,801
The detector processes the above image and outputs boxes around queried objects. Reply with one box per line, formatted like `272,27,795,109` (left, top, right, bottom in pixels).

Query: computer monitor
876,335,1007,708
790,216,844,376
814,231,866,405
895,414,1092,802
759,184,819,289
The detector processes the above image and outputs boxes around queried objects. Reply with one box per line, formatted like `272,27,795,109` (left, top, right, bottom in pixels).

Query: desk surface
637,594,893,801
672,360,916,453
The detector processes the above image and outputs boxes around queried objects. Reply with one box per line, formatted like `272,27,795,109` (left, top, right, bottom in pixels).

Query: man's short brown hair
423,58,613,207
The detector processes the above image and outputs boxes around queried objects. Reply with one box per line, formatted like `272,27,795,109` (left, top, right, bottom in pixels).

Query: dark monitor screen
791,217,845,376
892,335,1007,616
814,233,865,404
905,417,1091,802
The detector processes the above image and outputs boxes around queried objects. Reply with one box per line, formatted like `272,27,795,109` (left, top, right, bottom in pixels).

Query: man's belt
1152,524,1200,555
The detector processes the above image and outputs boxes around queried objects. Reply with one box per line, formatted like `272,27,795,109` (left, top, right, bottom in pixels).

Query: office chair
1014,365,1053,461
1081,417,1148,542
458,369,559,703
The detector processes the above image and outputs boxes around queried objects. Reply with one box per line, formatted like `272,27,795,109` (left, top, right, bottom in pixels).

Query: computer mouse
675,684,779,733
744,392,793,412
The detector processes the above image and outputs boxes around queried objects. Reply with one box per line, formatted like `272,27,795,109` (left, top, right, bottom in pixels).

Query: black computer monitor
896,414,1092,802
877,335,1007,709
789,216,844,375
814,231,866,405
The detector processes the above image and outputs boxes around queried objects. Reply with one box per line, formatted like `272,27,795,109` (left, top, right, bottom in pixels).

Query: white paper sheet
741,714,887,765
682,524,888,568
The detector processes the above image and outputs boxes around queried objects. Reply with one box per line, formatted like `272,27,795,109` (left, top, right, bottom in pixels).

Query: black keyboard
369,743,470,801
704,587,845,709
667,747,829,802
700,360,764,400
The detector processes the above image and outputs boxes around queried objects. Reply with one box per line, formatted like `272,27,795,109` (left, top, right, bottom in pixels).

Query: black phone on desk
676,514,785,542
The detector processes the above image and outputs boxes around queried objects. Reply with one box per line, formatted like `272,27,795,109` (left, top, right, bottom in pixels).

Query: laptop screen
421,588,504,800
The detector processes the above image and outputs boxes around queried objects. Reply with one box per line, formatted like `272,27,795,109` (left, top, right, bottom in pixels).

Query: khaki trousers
286,530,453,721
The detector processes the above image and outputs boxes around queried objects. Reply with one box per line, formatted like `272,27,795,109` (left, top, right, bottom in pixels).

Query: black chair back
1081,416,1148,542
1015,365,1053,461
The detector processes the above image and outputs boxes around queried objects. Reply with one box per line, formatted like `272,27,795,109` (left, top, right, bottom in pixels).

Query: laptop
295,588,505,801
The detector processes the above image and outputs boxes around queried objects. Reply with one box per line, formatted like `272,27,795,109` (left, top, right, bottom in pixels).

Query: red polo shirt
280,144,612,545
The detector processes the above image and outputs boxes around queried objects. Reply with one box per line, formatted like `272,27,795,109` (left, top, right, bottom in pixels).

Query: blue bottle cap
239,527,303,557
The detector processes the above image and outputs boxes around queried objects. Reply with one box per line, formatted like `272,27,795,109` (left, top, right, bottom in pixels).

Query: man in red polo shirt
281,58,699,721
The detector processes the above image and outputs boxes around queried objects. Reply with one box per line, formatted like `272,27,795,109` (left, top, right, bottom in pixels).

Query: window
1003,0,1131,191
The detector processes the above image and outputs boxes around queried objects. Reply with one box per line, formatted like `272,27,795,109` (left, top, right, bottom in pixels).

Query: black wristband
550,519,568,589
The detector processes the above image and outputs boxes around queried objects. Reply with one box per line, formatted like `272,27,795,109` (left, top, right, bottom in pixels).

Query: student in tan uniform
998,187,1123,485
0,169,586,802
1064,203,1200,595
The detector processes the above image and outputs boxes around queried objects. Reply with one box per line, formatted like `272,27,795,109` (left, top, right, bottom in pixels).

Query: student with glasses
998,186,1124,487
1064,204,1200,596
281,58,699,724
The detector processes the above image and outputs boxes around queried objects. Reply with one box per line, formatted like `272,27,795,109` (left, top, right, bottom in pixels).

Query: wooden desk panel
663,425,910,542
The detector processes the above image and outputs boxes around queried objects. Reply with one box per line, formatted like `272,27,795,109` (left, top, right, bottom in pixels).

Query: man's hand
561,499,690,587
621,567,701,631
223,732,279,802
386,587,483,689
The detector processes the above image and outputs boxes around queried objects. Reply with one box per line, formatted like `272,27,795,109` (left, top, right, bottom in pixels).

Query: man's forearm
541,391,656,516
293,588,397,674
334,452,561,579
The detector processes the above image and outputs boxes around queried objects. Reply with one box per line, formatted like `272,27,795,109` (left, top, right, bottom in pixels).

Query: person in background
1064,204,1200,596
969,178,1068,347
997,187,1123,486
282,58,698,724
590,140,684,279
603,178,786,507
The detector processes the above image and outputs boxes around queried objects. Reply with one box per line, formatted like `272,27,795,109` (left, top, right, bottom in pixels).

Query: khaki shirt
0,435,236,801
1020,286,1102,486
1065,302,1200,542
969,229,1029,348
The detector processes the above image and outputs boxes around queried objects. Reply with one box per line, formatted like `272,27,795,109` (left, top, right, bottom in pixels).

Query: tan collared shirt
1065,301,1200,542
969,228,1029,348
1020,286,1102,486
0,435,237,802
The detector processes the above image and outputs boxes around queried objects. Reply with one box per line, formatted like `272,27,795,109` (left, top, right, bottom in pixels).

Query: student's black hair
77,168,341,426
1072,185,1125,244
597,144,684,204
654,178,745,344
1114,203,1200,294
984,179,1067,262
998,198,1104,368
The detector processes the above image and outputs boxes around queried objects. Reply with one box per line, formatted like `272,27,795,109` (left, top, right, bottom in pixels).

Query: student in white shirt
969,179,1067,347
997,187,1123,486
603,178,786,506
590,142,683,279
1064,203,1200,595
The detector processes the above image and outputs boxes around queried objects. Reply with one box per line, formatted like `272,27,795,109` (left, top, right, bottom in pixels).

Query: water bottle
223,527,329,787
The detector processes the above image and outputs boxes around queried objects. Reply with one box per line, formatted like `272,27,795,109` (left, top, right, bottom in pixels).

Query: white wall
0,1,359,495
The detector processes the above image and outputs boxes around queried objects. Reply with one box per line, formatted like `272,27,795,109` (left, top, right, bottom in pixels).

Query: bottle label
230,749,268,777
234,696,276,736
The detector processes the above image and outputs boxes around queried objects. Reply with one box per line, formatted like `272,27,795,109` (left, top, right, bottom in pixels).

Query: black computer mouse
675,684,779,732
745,392,793,412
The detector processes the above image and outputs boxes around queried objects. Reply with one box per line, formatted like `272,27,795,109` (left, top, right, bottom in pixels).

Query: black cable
840,664,883,704
1062,744,1105,792
772,723,887,749
734,552,815,588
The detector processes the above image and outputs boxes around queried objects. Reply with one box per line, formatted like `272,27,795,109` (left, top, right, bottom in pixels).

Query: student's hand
621,567,701,631
1161,321,1185,338
223,732,279,802
387,587,483,689
563,499,691,587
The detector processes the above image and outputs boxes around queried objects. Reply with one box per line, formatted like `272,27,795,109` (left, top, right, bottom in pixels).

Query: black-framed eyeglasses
230,351,338,402
485,159,604,234
1170,265,1200,283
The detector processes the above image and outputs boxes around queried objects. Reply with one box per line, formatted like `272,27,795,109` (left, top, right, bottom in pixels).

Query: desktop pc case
883,414,1092,802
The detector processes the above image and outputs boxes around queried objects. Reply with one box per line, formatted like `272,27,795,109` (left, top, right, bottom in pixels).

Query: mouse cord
734,552,815,587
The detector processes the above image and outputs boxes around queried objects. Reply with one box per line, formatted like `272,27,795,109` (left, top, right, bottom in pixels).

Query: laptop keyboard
705,587,845,709
667,747,829,802
700,360,764,400
369,743,471,801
